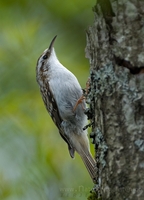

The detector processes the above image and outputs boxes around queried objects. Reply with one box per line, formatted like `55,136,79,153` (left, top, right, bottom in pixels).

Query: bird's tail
79,150,96,183
69,132,96,183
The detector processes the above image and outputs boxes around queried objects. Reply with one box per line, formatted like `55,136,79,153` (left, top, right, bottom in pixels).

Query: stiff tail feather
69,133,96,182
80,150,96,183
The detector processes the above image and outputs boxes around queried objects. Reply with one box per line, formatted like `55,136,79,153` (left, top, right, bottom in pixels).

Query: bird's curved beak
48,35,57,52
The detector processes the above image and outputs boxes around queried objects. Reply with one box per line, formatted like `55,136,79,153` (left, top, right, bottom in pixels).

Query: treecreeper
36,36,96,182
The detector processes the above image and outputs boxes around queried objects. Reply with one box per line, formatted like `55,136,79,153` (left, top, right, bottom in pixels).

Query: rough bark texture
85,0,144,199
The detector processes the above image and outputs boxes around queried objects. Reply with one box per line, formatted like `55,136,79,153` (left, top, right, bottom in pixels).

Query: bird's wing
40,81,75,158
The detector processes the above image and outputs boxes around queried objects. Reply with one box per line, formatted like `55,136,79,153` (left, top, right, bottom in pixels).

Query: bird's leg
73,96,85,112
73,78,90,112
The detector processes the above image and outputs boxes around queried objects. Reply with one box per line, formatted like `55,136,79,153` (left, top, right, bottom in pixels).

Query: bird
36,35,96,182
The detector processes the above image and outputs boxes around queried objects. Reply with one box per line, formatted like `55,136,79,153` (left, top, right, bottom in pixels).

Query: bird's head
36,35,57,78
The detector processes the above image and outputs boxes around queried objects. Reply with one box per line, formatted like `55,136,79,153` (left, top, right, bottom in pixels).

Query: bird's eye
42,55,48,59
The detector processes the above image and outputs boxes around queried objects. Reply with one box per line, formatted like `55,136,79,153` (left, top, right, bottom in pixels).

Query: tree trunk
85,0,144,199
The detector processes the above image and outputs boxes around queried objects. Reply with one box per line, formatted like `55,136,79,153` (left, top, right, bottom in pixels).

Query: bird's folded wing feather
40,81,75,158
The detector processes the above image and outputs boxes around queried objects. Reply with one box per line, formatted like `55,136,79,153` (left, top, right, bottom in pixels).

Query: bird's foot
73,96,85,112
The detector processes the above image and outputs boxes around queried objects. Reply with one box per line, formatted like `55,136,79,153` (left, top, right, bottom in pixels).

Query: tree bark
85,0,144,199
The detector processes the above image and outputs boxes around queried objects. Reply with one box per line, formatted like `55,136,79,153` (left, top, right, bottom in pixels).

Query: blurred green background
0,1,95,199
